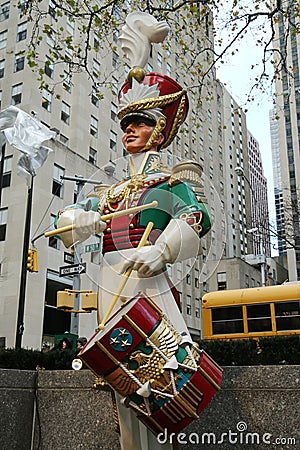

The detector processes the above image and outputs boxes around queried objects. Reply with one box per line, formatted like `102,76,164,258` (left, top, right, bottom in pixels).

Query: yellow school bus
202,283,300,340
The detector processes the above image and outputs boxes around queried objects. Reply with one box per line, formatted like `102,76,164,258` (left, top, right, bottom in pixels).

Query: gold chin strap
138,116,166,153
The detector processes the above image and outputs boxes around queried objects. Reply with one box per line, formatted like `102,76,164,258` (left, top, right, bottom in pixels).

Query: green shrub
0,335,299,370
198,335,300,366
0,348,77,370
257,335,300,365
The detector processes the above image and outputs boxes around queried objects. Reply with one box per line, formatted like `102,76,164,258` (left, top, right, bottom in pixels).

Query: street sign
64,252,74,264
85,243,101,253
59,262,86,277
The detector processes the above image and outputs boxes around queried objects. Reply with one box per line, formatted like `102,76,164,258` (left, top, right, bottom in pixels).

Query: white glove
122,219,201,277
122,242,171,277
57,209,106,248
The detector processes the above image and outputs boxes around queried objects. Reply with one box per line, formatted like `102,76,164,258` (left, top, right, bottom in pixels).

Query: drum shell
79,294,161,376
137,349,223,435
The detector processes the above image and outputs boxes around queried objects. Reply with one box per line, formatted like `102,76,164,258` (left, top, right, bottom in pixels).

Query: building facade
272,0,300,280
247,131,271,258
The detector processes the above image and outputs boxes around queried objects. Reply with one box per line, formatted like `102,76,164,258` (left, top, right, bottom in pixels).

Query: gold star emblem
110,337,119,346
118,329,129,337
121,339,131,348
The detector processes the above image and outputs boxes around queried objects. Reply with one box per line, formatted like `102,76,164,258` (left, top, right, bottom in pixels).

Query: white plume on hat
119,12,170,69
119,78,165,123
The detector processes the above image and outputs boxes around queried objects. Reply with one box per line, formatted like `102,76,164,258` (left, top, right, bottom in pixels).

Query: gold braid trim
162,93,187,148
117,89,186,121
111,391,120,434
139,116,166,152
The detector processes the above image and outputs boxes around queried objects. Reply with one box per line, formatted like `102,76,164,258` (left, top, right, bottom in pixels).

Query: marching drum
79,292,222,435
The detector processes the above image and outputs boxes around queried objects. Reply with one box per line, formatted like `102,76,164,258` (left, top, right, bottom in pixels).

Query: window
2,155,12,187
16,22,27,42
90,116,98,137
217,272,227,290
14,53,25,72
0,29,7,49
112,51,118,68
18,0,27,12
167,149,172,166
46,27,56,47
52,164,64,198
63,71,72,92
66,16,75,36
0,59,5,78
186,264,191,285
195,298,200,318
93,59,100,77
0,207,8,241
94,35,99,50
247,304,272,332
49,214,60,249
111,102,117,121
91,88,99,107
195,268,199,288
110,130,117,152
61,101,70,124
65,45,73,61
212,306,244,335
0,2,10,21
89,147,97,165
59,134,69,146
42,89,52,112
157,52,162,68
11,83,22,105
73,183,78,203
45,57,54,78
245,274,249,288
48,0,56,17
275,301,300,331
186,295,191,315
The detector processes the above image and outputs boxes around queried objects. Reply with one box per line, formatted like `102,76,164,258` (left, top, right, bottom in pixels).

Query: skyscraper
272,0,300,280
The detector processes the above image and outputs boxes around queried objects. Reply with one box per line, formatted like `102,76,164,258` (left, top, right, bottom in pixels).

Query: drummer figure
55,13,213,450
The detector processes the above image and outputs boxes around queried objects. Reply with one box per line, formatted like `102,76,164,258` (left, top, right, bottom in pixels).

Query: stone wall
0,366,299,450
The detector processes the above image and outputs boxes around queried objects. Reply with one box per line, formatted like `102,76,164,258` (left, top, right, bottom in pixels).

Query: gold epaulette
86,184,110,199
168,160,203,187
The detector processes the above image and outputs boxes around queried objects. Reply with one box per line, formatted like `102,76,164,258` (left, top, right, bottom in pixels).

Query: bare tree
19,0,299,101
259,187,300,253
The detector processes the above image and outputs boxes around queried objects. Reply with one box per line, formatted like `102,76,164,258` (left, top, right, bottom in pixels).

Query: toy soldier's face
122,120,164,154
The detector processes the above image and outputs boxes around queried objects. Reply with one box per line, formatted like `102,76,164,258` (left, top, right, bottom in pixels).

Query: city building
272,0,300,280
269,107,286,254
247,131,271,258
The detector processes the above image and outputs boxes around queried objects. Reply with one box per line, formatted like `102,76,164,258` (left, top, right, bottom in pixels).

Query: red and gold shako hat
117,67,189,149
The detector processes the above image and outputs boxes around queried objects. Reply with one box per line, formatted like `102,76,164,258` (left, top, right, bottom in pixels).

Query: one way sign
59,262,86,277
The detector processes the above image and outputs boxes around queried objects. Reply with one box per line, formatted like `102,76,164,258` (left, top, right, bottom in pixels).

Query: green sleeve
140,181,211,238
54,196,99,228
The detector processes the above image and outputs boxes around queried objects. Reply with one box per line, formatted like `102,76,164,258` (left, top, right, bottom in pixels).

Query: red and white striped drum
79,292,222,435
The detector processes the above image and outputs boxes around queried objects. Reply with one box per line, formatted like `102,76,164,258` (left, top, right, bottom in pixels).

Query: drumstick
44,201,158,238
98,221,154,330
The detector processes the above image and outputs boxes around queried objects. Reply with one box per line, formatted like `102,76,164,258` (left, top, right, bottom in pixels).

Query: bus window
246,303,272,332
212,306,243,335
275,301,300,331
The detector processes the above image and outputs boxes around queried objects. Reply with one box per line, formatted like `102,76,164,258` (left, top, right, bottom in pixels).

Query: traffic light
57,291,74,310
27,248,38,272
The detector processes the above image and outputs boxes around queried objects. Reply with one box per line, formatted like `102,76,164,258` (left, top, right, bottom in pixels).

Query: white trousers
98,249,188,450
